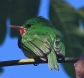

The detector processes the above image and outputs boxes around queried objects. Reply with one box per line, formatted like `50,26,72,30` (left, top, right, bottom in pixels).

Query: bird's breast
22,49,37,58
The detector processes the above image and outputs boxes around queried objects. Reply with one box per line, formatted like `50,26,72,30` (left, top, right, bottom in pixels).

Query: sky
0,0,84,78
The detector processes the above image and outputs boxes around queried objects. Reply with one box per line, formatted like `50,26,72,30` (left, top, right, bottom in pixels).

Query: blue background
0,0,84,78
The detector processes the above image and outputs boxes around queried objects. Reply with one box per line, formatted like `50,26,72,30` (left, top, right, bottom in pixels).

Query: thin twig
0,57,78,67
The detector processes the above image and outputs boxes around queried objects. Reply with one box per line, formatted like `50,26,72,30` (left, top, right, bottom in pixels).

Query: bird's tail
47,49,59,70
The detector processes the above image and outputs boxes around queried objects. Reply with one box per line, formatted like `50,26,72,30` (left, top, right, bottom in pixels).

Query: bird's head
10,16,52,35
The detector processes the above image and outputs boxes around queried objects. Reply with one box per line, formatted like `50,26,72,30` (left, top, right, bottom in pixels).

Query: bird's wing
54,35,65,58
21,34,51,57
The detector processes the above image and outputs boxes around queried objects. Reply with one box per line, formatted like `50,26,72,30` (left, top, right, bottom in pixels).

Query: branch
0,57,78,67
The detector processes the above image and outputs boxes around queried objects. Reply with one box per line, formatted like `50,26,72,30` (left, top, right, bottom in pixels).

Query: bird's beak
10,25,25,35
10,25,23,30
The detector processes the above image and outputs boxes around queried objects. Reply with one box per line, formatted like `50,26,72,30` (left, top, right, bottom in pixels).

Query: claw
34,63,39,66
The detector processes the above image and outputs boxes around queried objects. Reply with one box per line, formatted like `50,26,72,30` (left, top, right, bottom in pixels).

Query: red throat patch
20,28,25,35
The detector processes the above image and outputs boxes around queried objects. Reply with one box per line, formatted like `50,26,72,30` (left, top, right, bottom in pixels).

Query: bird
10,16,65,70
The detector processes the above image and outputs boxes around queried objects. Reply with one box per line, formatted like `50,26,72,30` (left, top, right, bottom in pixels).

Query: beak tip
10,25,22,30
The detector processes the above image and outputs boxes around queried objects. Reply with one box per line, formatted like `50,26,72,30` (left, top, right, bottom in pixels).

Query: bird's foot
33,57,40,66
57,55,65,61
33,63,39,66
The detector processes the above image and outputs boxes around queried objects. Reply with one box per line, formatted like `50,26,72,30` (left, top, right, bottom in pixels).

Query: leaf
0,67,3,75
10,0,40,37
76,7,84,23
0,0,10,45
49,0,84,77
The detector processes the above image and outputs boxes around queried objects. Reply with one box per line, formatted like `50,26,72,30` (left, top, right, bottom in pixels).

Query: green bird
10,16,65,70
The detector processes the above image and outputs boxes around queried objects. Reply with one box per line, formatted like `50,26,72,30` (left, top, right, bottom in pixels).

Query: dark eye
26,24,32,28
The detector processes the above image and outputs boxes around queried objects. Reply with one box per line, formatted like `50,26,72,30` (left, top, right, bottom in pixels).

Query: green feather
47,49,59,70
17,16,65,70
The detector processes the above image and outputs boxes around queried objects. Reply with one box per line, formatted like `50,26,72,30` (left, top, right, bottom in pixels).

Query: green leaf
10,0,40,37
0,0,10,45
50,0,84,77
76,7,84,23
0,68,3,75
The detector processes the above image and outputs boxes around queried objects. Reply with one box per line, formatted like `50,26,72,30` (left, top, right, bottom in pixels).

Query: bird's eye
26,24,32,28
